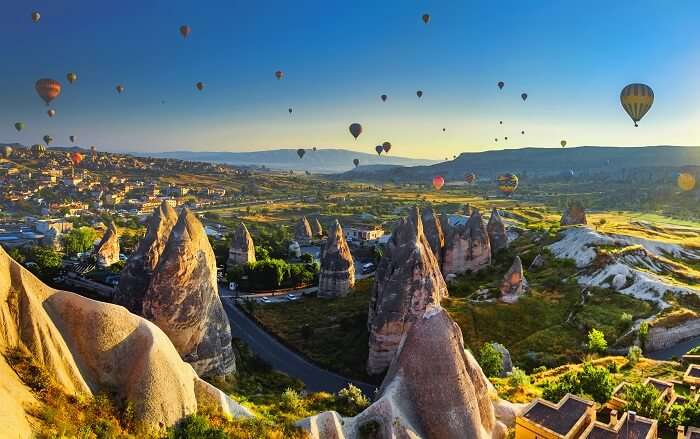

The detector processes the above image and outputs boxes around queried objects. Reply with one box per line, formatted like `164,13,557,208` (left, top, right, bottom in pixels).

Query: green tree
478,343,504,378
255,245,271,261
27,246,62,278
639,322,649,348
623,383,665,419
587,328,608,354
63,227,98,255
627,346,642,366
578,363,614,403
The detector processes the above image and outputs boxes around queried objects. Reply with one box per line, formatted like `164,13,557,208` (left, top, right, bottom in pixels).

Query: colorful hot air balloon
296,148,305,159
497,173,519,196
620,83,654,127
14,122,24,132
180,25,191,38
69,135,76,143
382,142,391,153
497,81,505,90
43,135,53,145
196,82,204,91
2,146,13,159
116,85,124,94
35,79,61,106
70,152,83,166
375,145,383,156
380,94,387,102
416,90,423,98
521,93,528,101
353,158,360,167
422,14,430,24
47,109,56,118
678,173,696,192
432,176,445,191
31,11,40,23
464,173,476,184
67,72,77,84
275,70,284,80
561,140,567,148
349,123,362,140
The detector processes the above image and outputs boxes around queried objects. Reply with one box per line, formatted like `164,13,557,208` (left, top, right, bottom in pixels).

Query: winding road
221,297,377,397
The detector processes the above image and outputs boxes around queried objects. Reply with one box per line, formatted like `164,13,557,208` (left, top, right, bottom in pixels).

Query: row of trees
228,259,319,291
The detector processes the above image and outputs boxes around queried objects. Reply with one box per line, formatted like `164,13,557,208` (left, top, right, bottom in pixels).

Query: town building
516,394,595,439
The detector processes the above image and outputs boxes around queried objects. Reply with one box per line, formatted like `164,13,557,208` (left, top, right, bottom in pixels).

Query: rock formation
442,208,492,276
115,201,178,313
300,308,521,439
294,216,313,244
529,253,545,270
421,207,445,265
492,343,513,377
499,256,527,303
0,246,250,435
94,221,119,267
144,209,235,378
227,222,256,269
487,208,508,254
560,202,588,226
318,220,355,298
311,217,323,237
367,207,448,375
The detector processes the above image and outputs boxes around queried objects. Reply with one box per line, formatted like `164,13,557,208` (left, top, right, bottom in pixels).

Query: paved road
221,297,377,397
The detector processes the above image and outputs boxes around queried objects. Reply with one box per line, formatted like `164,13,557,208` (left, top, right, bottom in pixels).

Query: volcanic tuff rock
300,308,520,439
294,216,313,244
442,208,492,276
421,206,445,265
94,221,119,267
318,220,355,298
227,222,256,269
560,203,588,226
311,217,323,237
144,209,235,378
367,207,448,375
491,343,513,377
115,201,178,313
529,253,545,270
487,208,508,254
0,246,251,435
499,256,527,303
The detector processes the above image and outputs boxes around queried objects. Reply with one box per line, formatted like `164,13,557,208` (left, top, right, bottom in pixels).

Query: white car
258,296,271,304
286,293,299,301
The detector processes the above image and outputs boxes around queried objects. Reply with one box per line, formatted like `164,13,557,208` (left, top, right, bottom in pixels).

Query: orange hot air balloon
275,70,284,80
422,14,430,24
382,142,391,153
35,79,61,106
180,25,191,38
70,152,83,166
432,176,445,191
196,82,204,91
47,109,56,118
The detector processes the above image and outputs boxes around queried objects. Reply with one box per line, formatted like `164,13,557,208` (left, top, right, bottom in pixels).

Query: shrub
666,401,700,429
337,384,370,416
532,366,547,374
587,328,608,354
280,387,305,414
627,346,642,366
478,343,504,378
639,322,649,348
168,415,227,439
508,368,530,390
622,383,665,419
542,363,614,404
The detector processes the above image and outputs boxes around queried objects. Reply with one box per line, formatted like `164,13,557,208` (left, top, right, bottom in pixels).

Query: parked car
361,262,376,274
258,296,271,304
286,293,299,301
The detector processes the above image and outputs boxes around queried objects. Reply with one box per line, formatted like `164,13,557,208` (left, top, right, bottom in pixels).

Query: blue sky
2,0,700,158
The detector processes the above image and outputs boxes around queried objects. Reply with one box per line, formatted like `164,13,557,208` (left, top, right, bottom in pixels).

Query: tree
508,368,530,390
478,343,504,378
63,227,98,255
627,346,642,366
639,322,649,348
542,363,614,404
623,383,665,419
587,328,608,354
27,246,62,278
255,245,271,261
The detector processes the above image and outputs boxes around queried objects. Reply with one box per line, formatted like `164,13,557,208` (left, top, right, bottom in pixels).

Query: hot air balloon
69,135,76,143
521,130,525,135
560,140,567,148
296,148,305,159
497,173,519,196
2,146,13,159
521,93,528,101
353,158,359,167
678,173,696,192
67,72,77,84
116,85,124,94
499,121,503,125
35,79,61,106
380,94,387,102
422,14,430,24
432,176,445,191
180,25,191,38
70,152,83,166
288,107,293,114
275,70,284,80
43,135,53,145
31,11,40,23
620,83,654,127
494,138,498,142
349,123,362,140
32,144,46,156
504,136,508,140
312,147,317,151
497,81,504,90
375,145,383,156
14,122,24,132
382,142,392,153
47,109,56,118
464,173,476,184
416,90,423,98
196,82,204,91
442,128,446,132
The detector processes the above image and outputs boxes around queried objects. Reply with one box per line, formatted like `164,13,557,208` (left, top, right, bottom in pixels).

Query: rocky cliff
442,208,492,276
421,207,445,265
311,217,323,237
144,209,236,378
646,317,700,352
487,208,508,254
0,246,250,435
560,203,588,226
115,201,178,313
227,222,256,269
94,221,120,267
499,256,527,303
318,220,355,298
294,216,313,244
367,207,448,375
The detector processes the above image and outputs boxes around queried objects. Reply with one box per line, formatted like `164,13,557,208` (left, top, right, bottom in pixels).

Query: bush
639,322,649,348
508,368,530,390
280,387,305,414
542,363,614,404
337,384,370,416
627,346,642,366
587,328,608,354
666,401,700,429
622,383,665,419
478,343,504,378
168,415,227,439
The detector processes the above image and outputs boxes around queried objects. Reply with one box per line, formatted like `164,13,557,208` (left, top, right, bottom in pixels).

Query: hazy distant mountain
137,149,437,173
335,146,700,182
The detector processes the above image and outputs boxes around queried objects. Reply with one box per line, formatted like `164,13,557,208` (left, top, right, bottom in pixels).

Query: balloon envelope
422,14,430,24
42,135,53,145
521,93,528,101
275,70,284,80
497,81,504,90
382,142,391,153
67,72,77,84
196,82,204,91
116,85,124,93
432,176,445,191
375,145,383,156
464,173,476,184
14,122,24,132
2,146,13,158
35,79,61,106
380,94,387,102
180,25,191,38
70,152,83,166
32,11,41,23
620,83,654,127
69,135,76,143
678,173,696,192
561,140,567,148
47,109,56,118
416,90,423,98
497,173,519,195
349,123,362,140
353,158,359,167
296,148,305,159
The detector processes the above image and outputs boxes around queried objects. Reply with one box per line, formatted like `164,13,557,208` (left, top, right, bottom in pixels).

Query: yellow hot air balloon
620,83,654,127
497,173,519,196
678,173,696,192
67,72,78,84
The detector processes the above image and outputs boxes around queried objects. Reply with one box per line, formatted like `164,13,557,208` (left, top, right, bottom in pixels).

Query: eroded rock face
295,216,313,244
422,207,445,265
529,254,545,270
144,209,235,378
499,256,527,303
492,343,513,377
94,221,119,267
311,217,323,237
0,246,250,434
227,222,256,269
367,207,448,375
442,208,492,276
319,220,355,298
115,201,178,313
560,203,588,226
487,208,508,254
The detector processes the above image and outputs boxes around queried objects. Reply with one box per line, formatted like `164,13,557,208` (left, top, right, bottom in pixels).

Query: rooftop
584,412,656,439
522,394,594,435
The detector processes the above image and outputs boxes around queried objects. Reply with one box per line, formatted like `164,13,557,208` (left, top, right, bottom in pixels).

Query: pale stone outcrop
295,216,313,244
144,209,235,378
499,256,527,303
442,208,492,276
560,202,588,226
227,222,256,269
367,207,448,375
529,254,545,270
487,208,508,254
311,217,323,237
115,201,178,313
94,221,119,267
0,246,250,435
491,343,513,377
318,220,355,298
421,207,445,265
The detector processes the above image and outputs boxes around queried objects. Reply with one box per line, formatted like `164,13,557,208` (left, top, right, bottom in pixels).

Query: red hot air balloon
349,123,362,140
35,79,61,106
432,176,445,191
180,25,191,38
375,145,383,156
382,142,391,153
275,70,284,80
70,152,83,166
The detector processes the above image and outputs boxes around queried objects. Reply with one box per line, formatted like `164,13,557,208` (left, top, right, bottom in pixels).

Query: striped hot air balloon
35,79,61,106
620,83,654,127
497,173,519,196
